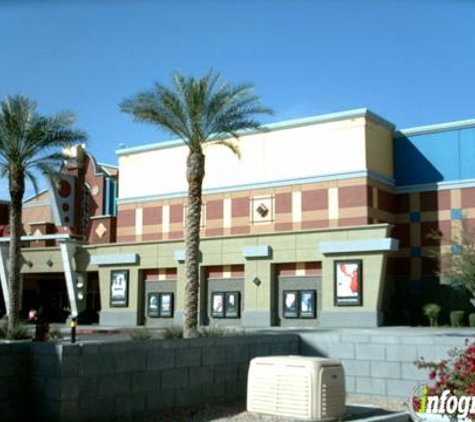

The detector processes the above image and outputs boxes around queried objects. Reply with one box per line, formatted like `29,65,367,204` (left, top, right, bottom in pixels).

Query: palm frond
0,95,87,181
204,139,241,159
121,70,273,151
120,90,192,147
35,161,61,183
24,169,40,196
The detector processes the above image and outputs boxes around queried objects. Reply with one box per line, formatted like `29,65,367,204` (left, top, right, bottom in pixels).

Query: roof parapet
116,108,395,157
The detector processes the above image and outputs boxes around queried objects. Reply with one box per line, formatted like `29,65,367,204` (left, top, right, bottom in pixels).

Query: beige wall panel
339,206,368,219
365,123,394,178
451,189,461,208
250,224,274,234
409,193,420,212
119,118,368,201
336,177,368,187
142,225,162,235
420,210,450,221
302,210,327,220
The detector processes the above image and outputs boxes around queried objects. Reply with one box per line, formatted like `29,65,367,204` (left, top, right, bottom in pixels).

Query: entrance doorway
22,272,101,324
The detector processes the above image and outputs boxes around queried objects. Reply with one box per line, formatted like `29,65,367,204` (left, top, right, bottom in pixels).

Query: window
147,292,174,318
283,290,316,319
211,291,240,318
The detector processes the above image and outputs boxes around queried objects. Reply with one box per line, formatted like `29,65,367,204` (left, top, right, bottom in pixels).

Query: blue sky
1,0,475,197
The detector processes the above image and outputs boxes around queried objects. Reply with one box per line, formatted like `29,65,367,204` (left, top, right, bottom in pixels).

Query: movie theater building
2,108,475,328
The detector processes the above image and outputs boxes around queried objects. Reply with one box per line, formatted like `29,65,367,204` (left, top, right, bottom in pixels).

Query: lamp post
70,317,77,344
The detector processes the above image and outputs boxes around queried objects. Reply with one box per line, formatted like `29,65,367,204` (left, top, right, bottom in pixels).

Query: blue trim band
395,177,475,194
397,117,475,138
174,250,185,262
320,238,399,254
23,189,49,204
105,178,110,216
242,245,272,258
23,201,50,208
90,253,139,265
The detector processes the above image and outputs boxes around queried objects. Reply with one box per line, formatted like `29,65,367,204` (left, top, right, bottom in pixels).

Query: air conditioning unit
247,356,345,421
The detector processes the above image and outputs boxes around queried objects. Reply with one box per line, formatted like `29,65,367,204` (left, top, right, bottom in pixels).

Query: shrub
450,310,465,327
129,328,153,340
198,326,229,338
162,326,248,339
7,323,31,340
469,313,475,328
49,328,64,340
0,318,31,340
162,326,183,339
423,303,441,327
416,339,475,421
0,319,6,339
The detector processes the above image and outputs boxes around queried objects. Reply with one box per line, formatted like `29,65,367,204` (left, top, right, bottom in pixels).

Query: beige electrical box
247,356,345,421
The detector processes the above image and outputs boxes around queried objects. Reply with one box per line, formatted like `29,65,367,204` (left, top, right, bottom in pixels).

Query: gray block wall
300,329,470,400
1,329,471,421
0,342,29,422
1,334,299,422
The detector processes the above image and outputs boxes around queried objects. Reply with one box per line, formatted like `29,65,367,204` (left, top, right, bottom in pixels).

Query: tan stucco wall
19,224,393,327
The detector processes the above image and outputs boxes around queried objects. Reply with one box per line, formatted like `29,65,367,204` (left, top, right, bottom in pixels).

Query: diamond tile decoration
252,196,273,223
95,223,107,238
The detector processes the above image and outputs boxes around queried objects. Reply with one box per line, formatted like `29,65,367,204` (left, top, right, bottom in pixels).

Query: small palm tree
0,95,86,334
120,71,272,338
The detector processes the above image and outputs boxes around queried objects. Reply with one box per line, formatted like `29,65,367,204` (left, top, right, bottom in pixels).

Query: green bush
49,328,64,340
162,326,183,339
0,318,31,341
7,323,31,340
469,313,475,328
162,326,248,339
423,303,441,327
129,328,153,340
198,326,229,338
0,320,6,339
450,310,465,327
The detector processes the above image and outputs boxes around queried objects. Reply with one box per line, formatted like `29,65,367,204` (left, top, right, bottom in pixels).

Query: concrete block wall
1,334,299,422
2,328,469,421
0,342,29,422
300,329,471,400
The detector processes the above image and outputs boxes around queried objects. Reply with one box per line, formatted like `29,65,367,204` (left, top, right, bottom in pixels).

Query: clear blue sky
1,0,474,169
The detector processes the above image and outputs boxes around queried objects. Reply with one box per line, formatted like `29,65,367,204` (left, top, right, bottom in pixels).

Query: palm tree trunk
183,150,205,338
7,173,24,333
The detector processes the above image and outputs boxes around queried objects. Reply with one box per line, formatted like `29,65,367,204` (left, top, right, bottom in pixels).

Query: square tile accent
410,247,421,258
410,212,421,223
450,209,463,220
451,244,463,255
410,280,421,294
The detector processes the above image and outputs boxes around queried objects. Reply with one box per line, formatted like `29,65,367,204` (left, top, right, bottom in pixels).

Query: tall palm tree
120,71,272,338
0,95,86,334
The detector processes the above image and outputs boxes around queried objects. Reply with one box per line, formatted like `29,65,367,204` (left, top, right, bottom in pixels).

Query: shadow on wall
394,135,443,186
